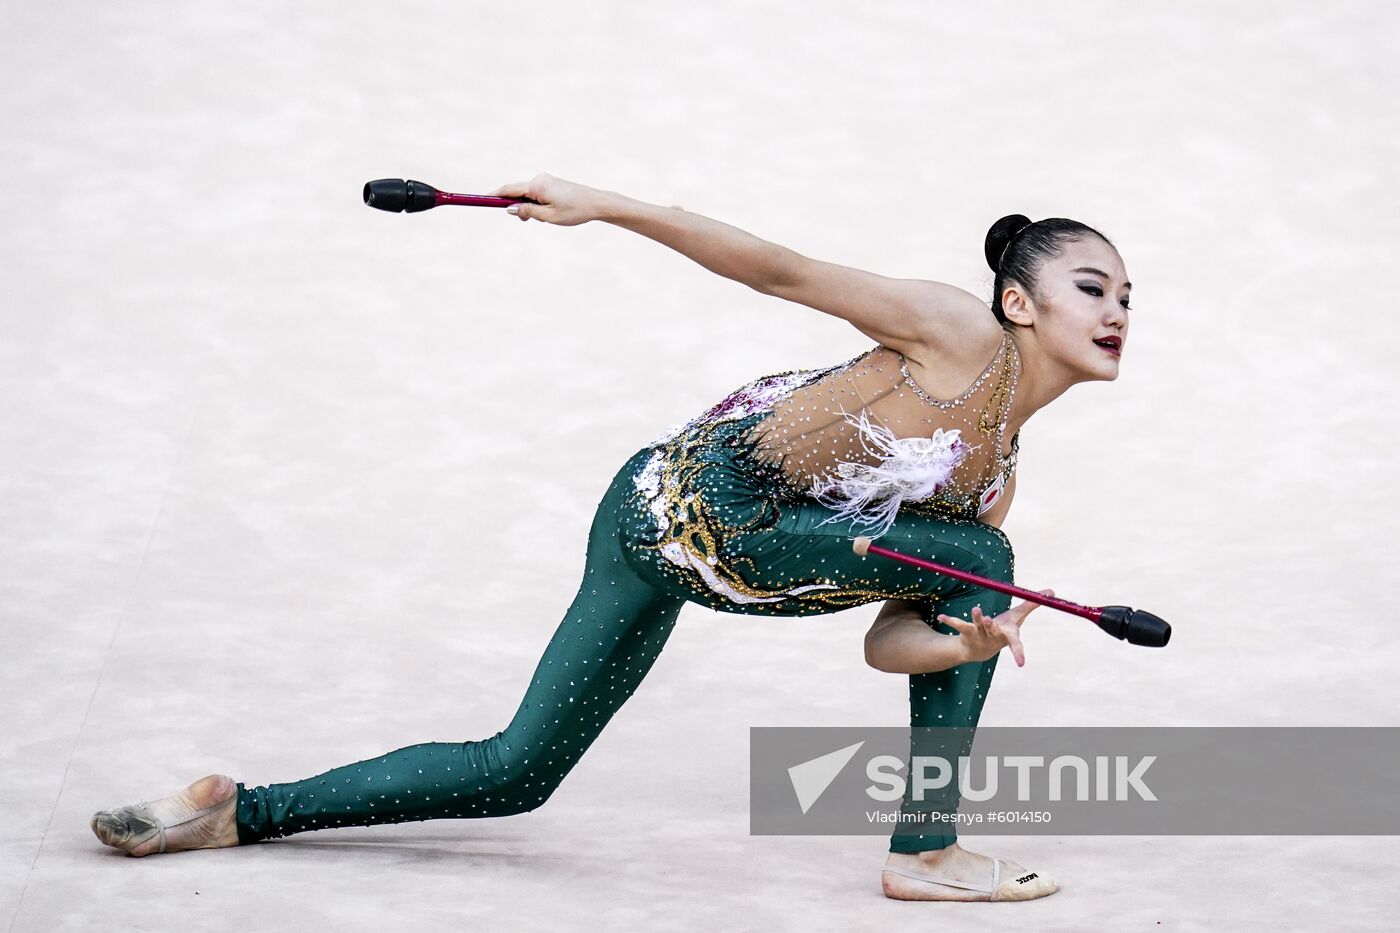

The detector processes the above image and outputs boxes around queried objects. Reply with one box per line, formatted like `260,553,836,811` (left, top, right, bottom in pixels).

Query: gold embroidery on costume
631,417,931,610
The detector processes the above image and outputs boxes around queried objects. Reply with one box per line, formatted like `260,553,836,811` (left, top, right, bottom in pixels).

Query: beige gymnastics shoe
90,773,239,857
882,858,1059,901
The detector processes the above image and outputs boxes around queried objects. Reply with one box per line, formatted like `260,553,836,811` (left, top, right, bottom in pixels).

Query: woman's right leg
619,446,1054,899
610,416,1025,864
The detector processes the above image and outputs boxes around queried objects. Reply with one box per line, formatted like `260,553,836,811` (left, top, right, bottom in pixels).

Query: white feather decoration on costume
809,408,974,540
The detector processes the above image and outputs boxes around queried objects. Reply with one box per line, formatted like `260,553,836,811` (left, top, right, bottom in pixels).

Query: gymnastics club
362,178,538,213
851,536,1171,648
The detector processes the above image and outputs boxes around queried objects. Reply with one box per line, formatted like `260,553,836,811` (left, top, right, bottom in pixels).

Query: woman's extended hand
937,589,1053,667
485,172,611,226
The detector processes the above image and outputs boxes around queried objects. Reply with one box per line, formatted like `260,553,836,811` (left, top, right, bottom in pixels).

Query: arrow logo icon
787,741,865,814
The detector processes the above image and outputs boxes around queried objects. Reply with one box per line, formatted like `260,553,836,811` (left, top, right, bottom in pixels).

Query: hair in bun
983,214,1114,327
984,214,1035,273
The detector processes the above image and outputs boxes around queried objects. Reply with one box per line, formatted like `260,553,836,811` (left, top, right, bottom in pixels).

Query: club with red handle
852,536,1170,647
363,178,539,213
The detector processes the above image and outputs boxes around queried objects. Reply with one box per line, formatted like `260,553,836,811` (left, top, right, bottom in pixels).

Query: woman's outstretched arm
486,172,988,358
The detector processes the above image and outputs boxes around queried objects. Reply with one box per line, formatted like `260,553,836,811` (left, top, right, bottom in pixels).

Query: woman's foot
90,773,241,857
882,842,1058,901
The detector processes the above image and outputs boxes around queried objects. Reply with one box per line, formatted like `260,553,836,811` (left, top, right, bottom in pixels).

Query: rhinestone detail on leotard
897,342,1000,409
648,330,1022,526
900,331,1020,521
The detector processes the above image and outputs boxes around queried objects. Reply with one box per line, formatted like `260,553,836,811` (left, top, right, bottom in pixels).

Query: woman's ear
1000,284,1035,327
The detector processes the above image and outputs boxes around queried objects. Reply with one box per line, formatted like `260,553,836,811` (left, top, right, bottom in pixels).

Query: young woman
91,173,1132,903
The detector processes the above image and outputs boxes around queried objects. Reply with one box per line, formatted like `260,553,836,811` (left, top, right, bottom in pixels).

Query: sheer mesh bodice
647,329,1021,535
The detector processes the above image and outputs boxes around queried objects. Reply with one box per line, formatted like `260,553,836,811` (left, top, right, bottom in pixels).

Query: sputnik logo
788,741,865,814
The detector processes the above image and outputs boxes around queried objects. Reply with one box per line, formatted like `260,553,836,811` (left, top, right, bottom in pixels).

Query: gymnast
92,172,1135,902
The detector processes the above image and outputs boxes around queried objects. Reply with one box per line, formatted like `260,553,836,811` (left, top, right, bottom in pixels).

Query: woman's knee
881,517,1013,580
866,523,1012,615
467,732,571,811
967,524,1014,583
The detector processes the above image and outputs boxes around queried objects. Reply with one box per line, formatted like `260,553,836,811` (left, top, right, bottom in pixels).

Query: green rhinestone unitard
237,336,1022,853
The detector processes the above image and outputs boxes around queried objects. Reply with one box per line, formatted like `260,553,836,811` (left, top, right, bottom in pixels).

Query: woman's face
1016,236,1131,382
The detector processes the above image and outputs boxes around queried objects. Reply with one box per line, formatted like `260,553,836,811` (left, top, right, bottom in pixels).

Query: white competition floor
3,2,1397,930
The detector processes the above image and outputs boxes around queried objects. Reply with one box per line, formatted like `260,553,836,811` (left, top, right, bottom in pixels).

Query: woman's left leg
234,448,688,843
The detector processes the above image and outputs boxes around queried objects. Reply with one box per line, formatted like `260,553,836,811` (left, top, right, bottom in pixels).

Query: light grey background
3,1,1396,930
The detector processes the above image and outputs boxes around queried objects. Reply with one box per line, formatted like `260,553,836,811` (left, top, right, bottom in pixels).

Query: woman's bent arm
864,599,973,674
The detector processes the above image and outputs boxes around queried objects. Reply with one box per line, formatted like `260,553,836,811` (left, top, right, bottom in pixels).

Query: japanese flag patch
977,471,1006,516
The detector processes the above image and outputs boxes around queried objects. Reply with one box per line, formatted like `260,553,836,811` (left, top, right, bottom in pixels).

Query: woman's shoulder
884,299,1006,396
867,282,994,359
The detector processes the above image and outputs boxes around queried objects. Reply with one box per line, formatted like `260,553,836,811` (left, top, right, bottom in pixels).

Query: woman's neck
1005,327,1077,437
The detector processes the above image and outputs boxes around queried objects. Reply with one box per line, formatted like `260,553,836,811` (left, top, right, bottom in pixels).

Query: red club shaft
855,536,1104,624
433,191,533,208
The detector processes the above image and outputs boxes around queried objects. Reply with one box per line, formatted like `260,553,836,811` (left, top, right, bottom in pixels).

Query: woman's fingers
1003,624,1026,667
509,202,546,221
1011,589,1054,626
487,180,540,220
937,613,968,630
487,180,531,198
936,613,975,636
490,181,548,221
946,595,1048,667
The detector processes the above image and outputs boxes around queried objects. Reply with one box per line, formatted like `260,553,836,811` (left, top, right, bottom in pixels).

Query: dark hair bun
984,214,1034,272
